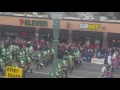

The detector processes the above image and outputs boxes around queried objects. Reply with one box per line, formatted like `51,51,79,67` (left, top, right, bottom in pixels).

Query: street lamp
51,12,64,78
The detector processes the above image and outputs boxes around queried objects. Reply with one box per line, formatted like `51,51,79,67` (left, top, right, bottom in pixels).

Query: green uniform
19,50,23,58
8,54,12,60
57,64,61,72
62,60,67,66
22,50,25,55
29,46,33,53
49,72,53,78
2,56,6,61
10,45,14,52
56,68,59,76
25,47,29,53
0,47,1,53
51,48,54,54
15,46,20,51
76,50,80,57
1,48,5,55
47,49,50,54
12,64,18,68
0,59,3,63
25,56,31,63
20,59,25,67
67,55,73,62
42,51,47,59
38,54,41,60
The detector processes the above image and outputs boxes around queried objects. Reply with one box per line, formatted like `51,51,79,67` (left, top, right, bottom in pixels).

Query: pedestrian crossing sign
6,66,23,78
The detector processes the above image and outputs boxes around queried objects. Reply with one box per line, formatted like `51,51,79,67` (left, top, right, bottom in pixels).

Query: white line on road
81,66,101,70
27,71,86,78
68,76,86,78
2,68,102,78
0,71,86,78
3,68,86,78
98,74,103,78
74,69,101,74
28,71,49,75
3,68,120,78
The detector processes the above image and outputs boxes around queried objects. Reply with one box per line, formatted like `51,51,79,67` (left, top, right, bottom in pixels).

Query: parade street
1,61,120,78
1,12,120,78
25,62,120,78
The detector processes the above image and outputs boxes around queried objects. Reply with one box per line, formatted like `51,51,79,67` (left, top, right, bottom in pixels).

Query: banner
6,66,23,78
91,58,105,64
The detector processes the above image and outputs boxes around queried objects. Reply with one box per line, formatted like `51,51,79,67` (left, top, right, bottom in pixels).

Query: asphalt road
1,61,120,78
0,50,120,78
23,61,120,78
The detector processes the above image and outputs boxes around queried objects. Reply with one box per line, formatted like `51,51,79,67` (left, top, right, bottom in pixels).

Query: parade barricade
91,58,105,64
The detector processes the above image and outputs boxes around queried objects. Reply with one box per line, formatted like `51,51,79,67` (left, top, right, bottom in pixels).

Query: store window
95,40,100,45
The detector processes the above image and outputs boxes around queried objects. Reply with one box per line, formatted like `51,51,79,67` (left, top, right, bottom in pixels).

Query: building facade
0,15,120,47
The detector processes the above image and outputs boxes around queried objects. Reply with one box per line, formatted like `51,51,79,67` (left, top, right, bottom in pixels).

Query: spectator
107,54,112,66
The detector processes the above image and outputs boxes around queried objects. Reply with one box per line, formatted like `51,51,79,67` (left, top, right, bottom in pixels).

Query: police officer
67,52,73,73
49,72,53,78
55,68,61,78
62,60,68,78
72,49,78,68
49,47,54,64
36,53,43,70
42,50,47,67
78,52,83,67
19,58,26,78
25,54,32,73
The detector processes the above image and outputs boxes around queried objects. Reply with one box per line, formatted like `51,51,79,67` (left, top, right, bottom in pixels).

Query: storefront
38,28,69,43
0,25,35,41
0,15,120,47
107,33,120,47
72,30,103,46
38,28,53,42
